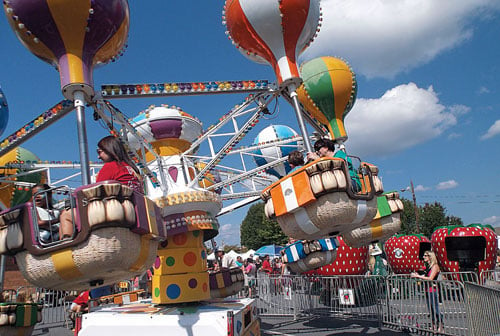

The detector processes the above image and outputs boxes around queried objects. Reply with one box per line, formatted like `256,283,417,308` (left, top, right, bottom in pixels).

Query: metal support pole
74,91,91,185
211,239,222,269
410,180,420,233
288,84,313,153
0,255,5,291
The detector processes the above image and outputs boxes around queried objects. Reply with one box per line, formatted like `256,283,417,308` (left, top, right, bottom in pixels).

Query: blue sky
0,1,499,247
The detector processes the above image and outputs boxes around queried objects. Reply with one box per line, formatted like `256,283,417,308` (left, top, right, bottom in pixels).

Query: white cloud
448,105,471,116
447,132,462,140
216,223,240,246
220,224,232,233
436,180,459,190
344,83,457,157
414,185,430,192
483,215,500,227
302,0,500,78
480,120,500,140
477,86,490,94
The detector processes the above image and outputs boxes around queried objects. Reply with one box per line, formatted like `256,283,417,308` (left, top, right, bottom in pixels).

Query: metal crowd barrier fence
382,275,469,335
441,271,479,283
254,274,308,319
15,286,73,329
303,275,383,321
479,269,500,289
253,274,384,321
463,281,500,336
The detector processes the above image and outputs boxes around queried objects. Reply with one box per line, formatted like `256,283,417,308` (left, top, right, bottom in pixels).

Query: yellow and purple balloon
3,0,129,99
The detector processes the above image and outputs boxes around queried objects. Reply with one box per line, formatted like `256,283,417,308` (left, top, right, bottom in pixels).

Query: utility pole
410,180,420,233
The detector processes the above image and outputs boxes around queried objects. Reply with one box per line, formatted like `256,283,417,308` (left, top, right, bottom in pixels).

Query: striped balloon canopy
297,57,357,144
0,87,9,137
223,0,321,88
3,0,129,99
0,147,46,209
252,125,300,178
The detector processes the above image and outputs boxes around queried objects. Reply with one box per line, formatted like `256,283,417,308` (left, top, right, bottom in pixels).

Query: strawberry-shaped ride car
384,234,431,274
431,224,497,274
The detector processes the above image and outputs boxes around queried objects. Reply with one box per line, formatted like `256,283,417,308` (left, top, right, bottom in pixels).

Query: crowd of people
209,247,292,297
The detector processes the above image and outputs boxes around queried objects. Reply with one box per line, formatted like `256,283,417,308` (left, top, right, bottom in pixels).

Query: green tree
400,198,464,238
400,198,419,234
240,202,288,249
447,215,463,227
419,202,450,237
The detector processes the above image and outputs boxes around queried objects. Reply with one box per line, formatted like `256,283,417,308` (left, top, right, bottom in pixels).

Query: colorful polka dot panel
151,272,210,304
165,231,203,248
154,247,208,274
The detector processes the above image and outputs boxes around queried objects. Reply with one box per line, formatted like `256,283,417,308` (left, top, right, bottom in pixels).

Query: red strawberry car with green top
431,224,497,274
384,234,431,274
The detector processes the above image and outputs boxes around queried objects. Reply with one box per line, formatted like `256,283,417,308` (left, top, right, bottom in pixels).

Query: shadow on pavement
261,316,409,335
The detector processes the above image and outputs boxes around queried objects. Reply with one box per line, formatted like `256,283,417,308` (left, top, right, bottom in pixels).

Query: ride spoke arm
192,92,278,183
184,91,269,155
0,100,74,157
207,156,289,192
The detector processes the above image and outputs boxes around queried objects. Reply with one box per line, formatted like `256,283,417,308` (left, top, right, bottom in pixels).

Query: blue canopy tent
254,244,283,258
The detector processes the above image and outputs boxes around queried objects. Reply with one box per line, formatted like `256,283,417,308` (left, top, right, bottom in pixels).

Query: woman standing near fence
411,251,443,333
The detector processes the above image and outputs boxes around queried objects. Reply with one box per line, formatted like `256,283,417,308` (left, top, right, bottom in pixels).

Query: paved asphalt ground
32,316,407,336
260,316,406,336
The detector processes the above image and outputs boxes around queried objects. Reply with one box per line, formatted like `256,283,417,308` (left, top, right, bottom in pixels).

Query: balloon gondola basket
16,226,158,290
261,157,383,240
209,267,245,299
0,302,42,336
342,191,404,248
282,237,338,274
0,181,163,290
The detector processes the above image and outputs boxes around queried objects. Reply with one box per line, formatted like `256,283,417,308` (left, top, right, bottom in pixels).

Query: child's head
288,150,304,168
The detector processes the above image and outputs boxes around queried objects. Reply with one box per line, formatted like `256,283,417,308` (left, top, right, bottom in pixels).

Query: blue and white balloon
253,125,300,178
0,87,9,136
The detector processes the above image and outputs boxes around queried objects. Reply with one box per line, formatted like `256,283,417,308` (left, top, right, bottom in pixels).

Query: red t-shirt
96,161,142,193
73,291,89,305
261,260,272,273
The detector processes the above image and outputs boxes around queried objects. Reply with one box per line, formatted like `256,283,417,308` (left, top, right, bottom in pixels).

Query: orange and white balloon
223,0,321,88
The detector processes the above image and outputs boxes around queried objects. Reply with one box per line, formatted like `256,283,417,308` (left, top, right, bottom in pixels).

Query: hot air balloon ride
223,0,321,153
3,0,129,184
0,0,165,290
305,236,369,276
260,55,391,246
